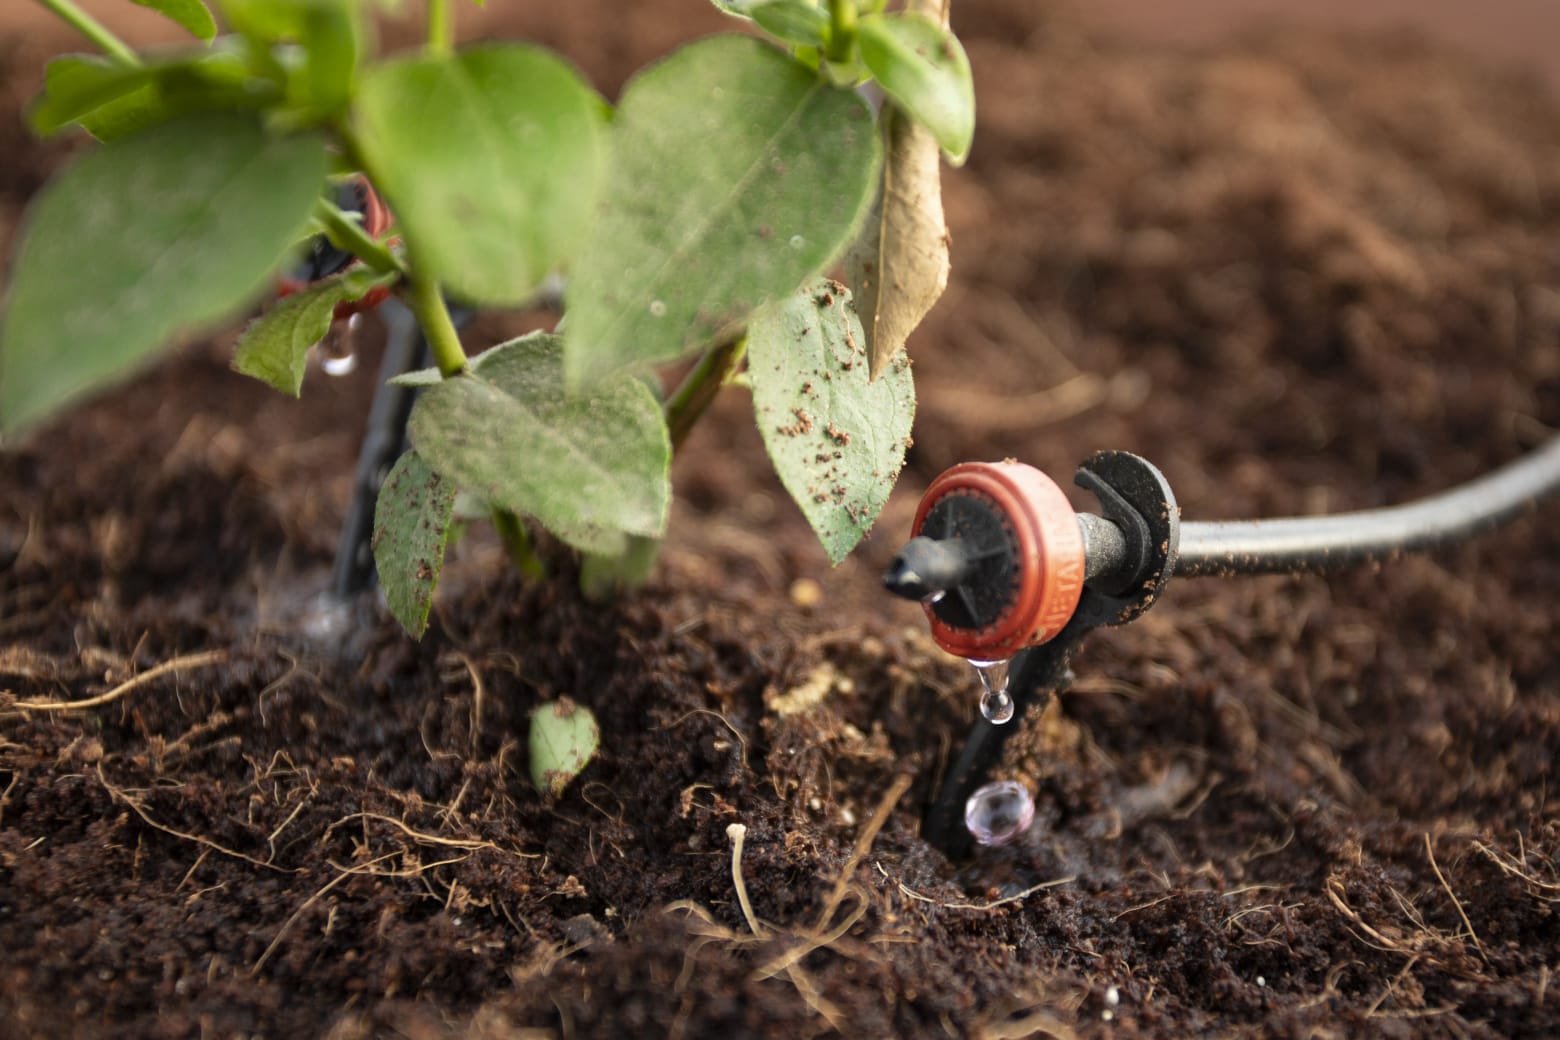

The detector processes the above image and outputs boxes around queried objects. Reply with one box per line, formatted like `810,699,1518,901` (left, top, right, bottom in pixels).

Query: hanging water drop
923,589,946,605
964,780,1034,847
970,657,1014,724
320,313,361,377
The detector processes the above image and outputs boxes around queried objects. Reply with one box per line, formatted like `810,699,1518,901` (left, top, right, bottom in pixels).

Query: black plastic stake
331,301,431,600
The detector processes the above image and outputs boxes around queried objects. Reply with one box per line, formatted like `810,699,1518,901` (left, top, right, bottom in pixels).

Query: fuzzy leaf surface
232,268,394,396
0,115,326,438
748,280,914,563
843,104,949,379
132,0,217,41
354,45,608,305
565,35,880,387
857,11,974,164
372,449,456,638
408,334,669,554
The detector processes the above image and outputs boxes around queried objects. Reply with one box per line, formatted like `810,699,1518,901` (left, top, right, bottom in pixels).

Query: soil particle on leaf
2,2,1560,1038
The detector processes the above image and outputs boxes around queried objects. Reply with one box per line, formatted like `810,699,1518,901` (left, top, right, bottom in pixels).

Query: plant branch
38,0,140,67
426,0,453,58
313,197,405,277
825,0,857,64
492,509,545,580
403,274,467,377
665,333,747,452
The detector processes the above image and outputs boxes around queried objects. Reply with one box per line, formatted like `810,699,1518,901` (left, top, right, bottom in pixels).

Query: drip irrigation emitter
884,440,1560,858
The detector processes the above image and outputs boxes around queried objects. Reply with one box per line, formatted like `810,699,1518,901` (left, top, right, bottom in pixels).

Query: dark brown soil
3,3,1559,1037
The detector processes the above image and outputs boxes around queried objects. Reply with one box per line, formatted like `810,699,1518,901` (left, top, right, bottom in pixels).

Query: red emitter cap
884,462,1086,660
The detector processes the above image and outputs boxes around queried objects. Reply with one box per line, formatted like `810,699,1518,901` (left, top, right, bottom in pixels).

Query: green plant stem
426,0,453,57
38,0,140,67
492,508,546,580
665,334,747,452
314,198,406,276
403,274,468,377
825,0,857,63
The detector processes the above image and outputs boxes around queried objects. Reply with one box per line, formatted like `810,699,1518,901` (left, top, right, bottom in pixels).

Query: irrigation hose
1175,436,1560,577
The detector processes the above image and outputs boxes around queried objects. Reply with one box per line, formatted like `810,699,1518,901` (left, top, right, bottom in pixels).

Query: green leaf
565,35,880,388
529,698,599,797
132,0,217,42
31,41,282,140
232,267,394,396
708,0,760,16
857,12,974,165
748,279,914,563
221,0,363,116
29,55,151,135
372,449,457,639
0,115,327,440
408,334,670,554
750,0,830,48
354,45,609,306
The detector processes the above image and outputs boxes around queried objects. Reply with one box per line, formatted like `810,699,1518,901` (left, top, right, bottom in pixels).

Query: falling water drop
970,657,1014,724
964,780,1034,847
648,299,667,317
788,234,806,250
320,314,362,377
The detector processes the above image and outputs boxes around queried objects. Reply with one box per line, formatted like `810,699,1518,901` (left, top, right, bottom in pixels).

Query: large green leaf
748,279,914,563
354,45,609,306
132,0,217,42
372,449,457,638
232,267,394,396
564,35,880,388
408,334,670,554
0,115,327,439
857,12,974,165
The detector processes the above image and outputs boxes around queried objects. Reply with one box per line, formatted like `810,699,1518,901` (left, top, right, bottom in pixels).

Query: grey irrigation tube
1175,436,1560,578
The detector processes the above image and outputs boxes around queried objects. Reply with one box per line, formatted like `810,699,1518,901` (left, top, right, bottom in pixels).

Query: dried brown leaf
847,103,951,380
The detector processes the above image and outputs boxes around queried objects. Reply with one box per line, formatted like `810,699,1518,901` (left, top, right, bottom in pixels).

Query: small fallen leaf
529,698,600,797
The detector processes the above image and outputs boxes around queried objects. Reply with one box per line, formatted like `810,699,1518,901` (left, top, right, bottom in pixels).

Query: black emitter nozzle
883,536,974,602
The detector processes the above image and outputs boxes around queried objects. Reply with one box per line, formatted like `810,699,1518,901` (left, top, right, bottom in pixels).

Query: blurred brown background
8,0,1560,91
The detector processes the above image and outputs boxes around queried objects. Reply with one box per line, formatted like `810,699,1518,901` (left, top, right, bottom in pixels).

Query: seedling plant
2,0,976,658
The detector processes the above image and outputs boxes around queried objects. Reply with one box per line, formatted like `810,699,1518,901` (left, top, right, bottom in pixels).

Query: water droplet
923,589,946,605
648,299,667,317
789,235,806,250
964,780,1034,847
320,313,361,377
970,657,1013,723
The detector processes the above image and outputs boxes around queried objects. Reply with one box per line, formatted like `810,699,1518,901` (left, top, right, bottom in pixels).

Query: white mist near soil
964,779,1034,847
971,657,1014,723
